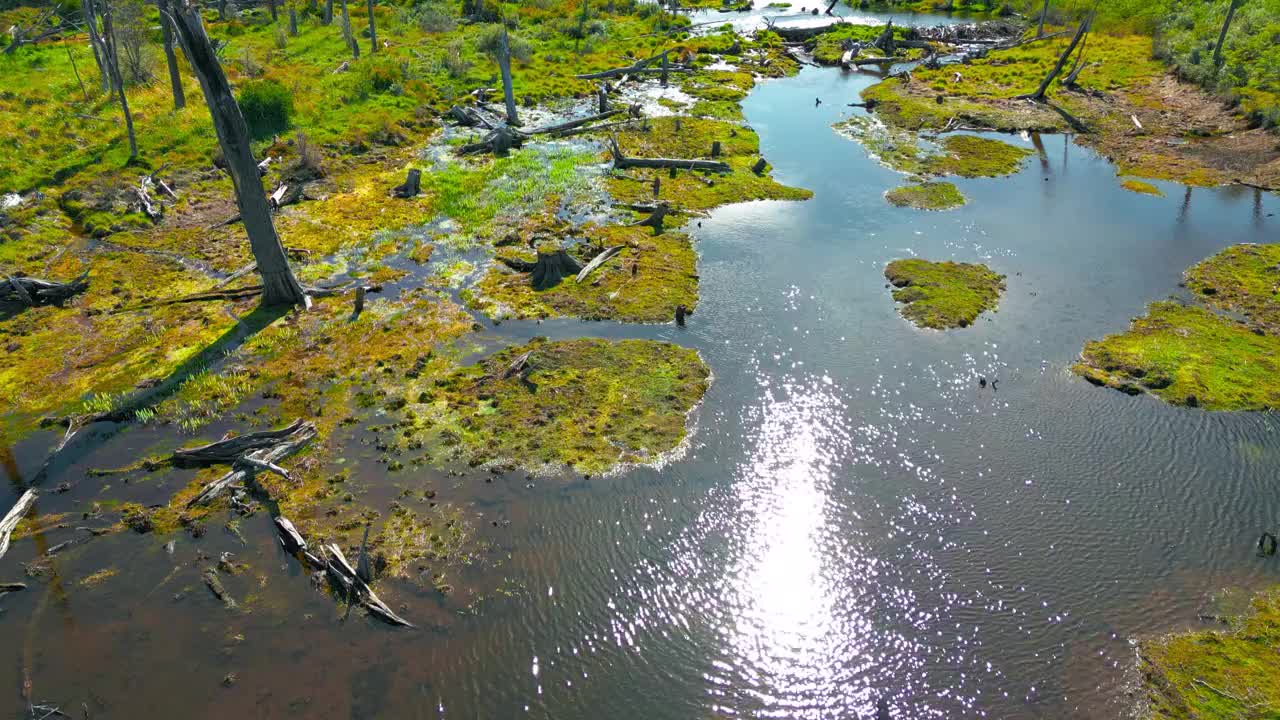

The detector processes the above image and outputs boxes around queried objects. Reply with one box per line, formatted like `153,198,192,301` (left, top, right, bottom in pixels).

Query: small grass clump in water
885,181,966,210
416,338,709,474
1183,243,1280,330
468,225,698,323
1121,179,1164,196
1140,585,1280,719
923,135,1031,178
1073,301,1280,410
884,259,1005,329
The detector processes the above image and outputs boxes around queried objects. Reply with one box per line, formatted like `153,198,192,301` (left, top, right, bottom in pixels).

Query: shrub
238,79,293,139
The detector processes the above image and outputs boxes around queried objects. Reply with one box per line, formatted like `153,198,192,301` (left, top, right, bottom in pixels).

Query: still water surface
3,25,1279,720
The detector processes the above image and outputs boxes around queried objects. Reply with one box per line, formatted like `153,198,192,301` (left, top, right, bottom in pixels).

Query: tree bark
168,5,307,307
1021,17,1089,102
497,27,519,126
158,0,185,109
365,0,377,52
339,0,358,58
1036,0,1049,38
0,490,37,561
1212,0,1239,67
82,0,110,91
98,0,138,161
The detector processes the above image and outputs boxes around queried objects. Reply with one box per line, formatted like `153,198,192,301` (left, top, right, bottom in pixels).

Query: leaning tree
167,2,308,306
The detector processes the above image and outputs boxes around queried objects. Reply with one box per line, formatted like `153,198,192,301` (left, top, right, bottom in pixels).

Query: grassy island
884,258,1005,329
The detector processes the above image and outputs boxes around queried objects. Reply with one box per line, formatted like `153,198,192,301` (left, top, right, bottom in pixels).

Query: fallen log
576,50,688,80
0,490,37,561
848,55,908,67
0,582,26,594
324,543,413,627
1,271,89,306
446,104,491,129
576,245,624,282
135,177,163,221
501,350,533,380
608,133,730,173
274,516,307,554
527,108,624,136
630,201,671,234
186,421,317,507
457,125,523,156
772,21,846,42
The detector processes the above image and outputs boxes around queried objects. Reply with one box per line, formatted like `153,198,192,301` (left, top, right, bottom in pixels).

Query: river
3,12,1279,719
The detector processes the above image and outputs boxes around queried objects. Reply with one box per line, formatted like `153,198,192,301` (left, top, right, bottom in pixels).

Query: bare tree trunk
268,0,277,21
1036,0,1049,38
1021,17,1088,102
168,5,307,307
1212,0,1239,67
497,27,518,126
365,0,377,52
98,0,138,161
339,0,358,58
82,0,110,91
323,0,332,24
289,6,297,34
66,43,90,101
218,0,227,19
158,0,185,109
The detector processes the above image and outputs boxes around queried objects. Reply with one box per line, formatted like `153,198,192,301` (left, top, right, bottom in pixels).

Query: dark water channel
3,28,1280,720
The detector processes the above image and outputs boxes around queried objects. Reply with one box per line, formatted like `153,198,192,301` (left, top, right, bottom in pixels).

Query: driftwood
630,201,670,234
135,177,163,220
324,543,413,627
0,490,37,561
392,169,421,198
528,108,624,136
1,271,89,306
174,420,310,466
268,182,305,209
185,421,318,507
446,104,491,128
275,516,308,554
0,582,26,594
575,50,688,80
576,245,624,282
608,133,730,173
458,126,523,156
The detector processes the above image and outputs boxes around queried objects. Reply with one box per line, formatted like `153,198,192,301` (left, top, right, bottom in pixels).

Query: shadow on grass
31,302,291,485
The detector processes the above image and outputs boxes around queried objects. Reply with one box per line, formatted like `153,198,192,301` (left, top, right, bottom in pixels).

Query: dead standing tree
168,3,309,306
91,0,139,161
494,26,519,125
365,0,377,53
157,0,185,109
339,0,359,58
1019,17,1090,103
1212,0,1240,68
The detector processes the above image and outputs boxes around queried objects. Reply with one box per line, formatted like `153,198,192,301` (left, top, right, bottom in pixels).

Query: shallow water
4,31,1280,720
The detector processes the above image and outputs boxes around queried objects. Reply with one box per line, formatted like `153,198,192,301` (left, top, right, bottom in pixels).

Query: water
3,43,1279,720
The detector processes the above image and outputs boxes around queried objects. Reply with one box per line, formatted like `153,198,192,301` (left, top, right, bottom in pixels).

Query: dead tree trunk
323,0,332,24
2,271,89,305
169,5,308,307
365,0,377,52
1021,18,1089,102
0,490,37,561
874,20,895,56
1036,0,1049,38
608,133,731,172
340,0,358,58
82,0,110,91
158,0,185,109
98,0,138,161
289,7,297,35
1212,0,1239,67
497,27,519,126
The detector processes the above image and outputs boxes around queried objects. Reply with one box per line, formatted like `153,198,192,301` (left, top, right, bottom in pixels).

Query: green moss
1073,301,1280,410
470,225,697,323
884,258,1005,329
1183,243,1280,330
885,181,966,210
925,135,1031,178
1141,585,1280,719
416,338,709,474
1121,178,1165,196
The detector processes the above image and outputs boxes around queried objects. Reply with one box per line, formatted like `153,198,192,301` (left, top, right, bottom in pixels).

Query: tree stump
392,169,421,198
529,248,582,290
711,141,721,157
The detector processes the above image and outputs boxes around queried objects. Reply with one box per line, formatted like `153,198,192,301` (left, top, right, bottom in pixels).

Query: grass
885,181,966,210
1141,585,1280,719
415,337,709,474
1183,243,1280,330
884,258,1005,329
1073,301,1280,410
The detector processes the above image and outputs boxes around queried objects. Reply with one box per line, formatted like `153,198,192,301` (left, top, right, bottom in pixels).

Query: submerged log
0,490,37,561
1,271,89,306
202,567,238,610
576,245,624,282
608,133,730,173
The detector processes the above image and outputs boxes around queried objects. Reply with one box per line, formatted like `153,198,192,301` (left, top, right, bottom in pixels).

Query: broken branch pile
182,420,318,507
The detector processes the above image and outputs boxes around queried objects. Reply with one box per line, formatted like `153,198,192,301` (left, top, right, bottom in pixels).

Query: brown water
3,36,1280,720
